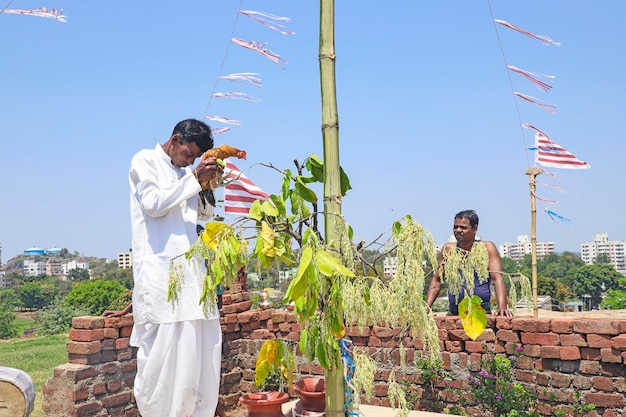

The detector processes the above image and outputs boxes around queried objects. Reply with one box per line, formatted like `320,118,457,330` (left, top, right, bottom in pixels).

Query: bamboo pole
526,167,542,318
319,0,345,415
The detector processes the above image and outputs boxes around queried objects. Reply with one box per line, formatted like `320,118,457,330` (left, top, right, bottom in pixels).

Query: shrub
36,301,92,336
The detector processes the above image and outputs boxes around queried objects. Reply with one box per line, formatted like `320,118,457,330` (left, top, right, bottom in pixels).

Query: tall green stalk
319,0,344,415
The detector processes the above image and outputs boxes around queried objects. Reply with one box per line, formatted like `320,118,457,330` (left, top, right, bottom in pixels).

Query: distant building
62,260,90,275
499,235,555,261
580,233,626,270
23,258,63,276
118,251,132,269
24,247,45,256
383,257,397,278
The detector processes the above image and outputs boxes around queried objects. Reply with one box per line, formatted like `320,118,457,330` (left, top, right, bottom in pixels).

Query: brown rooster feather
201,144,247,161
198,144,247,191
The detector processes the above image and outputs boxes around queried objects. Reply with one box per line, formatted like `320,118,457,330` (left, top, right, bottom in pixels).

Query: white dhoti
131,319,222,417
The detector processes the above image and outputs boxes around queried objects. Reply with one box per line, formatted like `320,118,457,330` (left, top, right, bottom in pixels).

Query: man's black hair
172,119,214,153
454,210,479,228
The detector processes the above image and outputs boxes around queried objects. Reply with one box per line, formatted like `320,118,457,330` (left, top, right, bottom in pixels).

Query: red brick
67,340,102,355
541,346,560,358
346,326,370,337
120,326,132,337
512,317,551,333
580,360,602,375
101,391,132,408
550,318,575,334
475,329,496,342
552,373,572,388
585,393,625,408
536,373,550,386
588,334,612,348
573,320,621,335
516,355,534,369
495,316,513,330
237,310,260,324
448,329,470,341
581,347,601,360
601,348,623,363
522,344,541,357
593,376,615,392
445,341,462,352
515,369,534,383
70,401,101,417
611,334,626,350
103,327,119,339
521,332,560,346
464,341,484,353
53,363,98,381
72,316,105,330
69,328,104,342
560,333,587,347
115,337,130,349
560,346,581,360
496,329,519,342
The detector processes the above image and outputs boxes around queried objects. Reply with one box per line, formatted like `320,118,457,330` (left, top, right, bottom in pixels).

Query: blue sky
1,1,624,262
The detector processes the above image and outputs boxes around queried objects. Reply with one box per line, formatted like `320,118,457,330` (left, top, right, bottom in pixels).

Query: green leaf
295,177,318,203
316,250,356,277
299,329,308,361
270,194,286,216
392,221,402,237
339,166,352,196
261,200,279,217
306,154,324,182
285,247,313,302
249,200,263,221
317,340,328,369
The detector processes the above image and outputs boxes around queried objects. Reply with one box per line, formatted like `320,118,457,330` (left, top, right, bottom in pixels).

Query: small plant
255,339,296,392
466,342,540,417
552,390,596,417
412,349,448,411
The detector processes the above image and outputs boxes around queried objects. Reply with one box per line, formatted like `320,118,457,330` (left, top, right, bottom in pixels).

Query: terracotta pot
293,377,326,413
240,391,289,417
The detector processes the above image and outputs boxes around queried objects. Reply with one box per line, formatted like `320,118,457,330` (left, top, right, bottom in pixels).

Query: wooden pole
319,0,345,415
525,167,542,318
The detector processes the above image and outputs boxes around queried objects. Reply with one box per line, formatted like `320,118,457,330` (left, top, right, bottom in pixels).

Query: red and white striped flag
534,133,590,170
223,160,269,215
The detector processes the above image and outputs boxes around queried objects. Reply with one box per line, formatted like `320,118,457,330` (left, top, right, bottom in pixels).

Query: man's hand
494,308,513,317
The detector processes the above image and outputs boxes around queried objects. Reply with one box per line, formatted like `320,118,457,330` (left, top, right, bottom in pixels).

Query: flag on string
223,160,269,215
545,209,574,226
533,133,590,169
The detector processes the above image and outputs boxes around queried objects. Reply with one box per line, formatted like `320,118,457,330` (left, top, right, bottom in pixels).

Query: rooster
198,144,247,207
202,144,247,161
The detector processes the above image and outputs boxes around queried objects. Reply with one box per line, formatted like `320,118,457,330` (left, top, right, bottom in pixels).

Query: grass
13,312,36,336
0,334,69,417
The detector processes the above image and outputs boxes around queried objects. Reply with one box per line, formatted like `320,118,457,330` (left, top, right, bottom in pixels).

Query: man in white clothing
129,118,224,417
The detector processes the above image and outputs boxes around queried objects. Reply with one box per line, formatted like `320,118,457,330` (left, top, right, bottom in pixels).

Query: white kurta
129,144,218,324
129,143,222,417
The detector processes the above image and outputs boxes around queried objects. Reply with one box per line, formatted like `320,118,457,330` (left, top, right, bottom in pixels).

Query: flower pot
240,391,289,417
293,377,326,414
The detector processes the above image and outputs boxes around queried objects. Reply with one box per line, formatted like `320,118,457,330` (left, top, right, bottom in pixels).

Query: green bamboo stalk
319,0,345,416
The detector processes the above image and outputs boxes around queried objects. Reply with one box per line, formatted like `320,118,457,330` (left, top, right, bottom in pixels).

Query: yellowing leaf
201,222,228,250
261,200,279,217
249,200,263,221
260,221,278,257
458,295,487,340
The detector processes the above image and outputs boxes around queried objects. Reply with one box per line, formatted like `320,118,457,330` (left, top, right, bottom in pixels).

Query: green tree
65,279,126,315
500,257,520,275
67,268,90,282
0,289,21,309
594,253,612,264
17,281,56,310
0,301,18,339
572,264,622,309
601,289,626,310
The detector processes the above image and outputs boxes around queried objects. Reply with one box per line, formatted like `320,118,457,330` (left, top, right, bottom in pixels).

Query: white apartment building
23,258,63,276
580,233,625,270
499,235,555,261
383,257,397,278
62,260,90,275
118,251,132,269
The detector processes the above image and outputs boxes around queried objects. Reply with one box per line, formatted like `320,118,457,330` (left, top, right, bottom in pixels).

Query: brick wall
43,284,626,417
